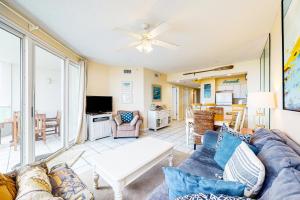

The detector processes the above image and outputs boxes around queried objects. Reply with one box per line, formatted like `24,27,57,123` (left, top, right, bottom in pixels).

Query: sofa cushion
117,123,135,131
185,147,223,178
120,111,134,123
214,132,242,169
223,142,265,197
48,163,94,200
16,165,62,200
175,193,252,200
114,115,122,126
148,146,223,200
255,139,300,198
251,128,284,151
217,124,252,148
163,167,246,200
259,168,300,200
272,129,300,156
130,115,139,126
0,173,17,200
202,130,219,150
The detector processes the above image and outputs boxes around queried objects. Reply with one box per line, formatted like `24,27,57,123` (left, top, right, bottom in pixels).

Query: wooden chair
35,114,46,143
46,111,61,136
208,107,224,121
193,110,215,150
12,112,20,150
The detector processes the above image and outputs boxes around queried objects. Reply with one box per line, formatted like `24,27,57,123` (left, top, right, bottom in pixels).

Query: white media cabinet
148,110,171,131
87,113,113,141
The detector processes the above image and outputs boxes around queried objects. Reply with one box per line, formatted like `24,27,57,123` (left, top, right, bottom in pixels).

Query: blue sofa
147,129,300,200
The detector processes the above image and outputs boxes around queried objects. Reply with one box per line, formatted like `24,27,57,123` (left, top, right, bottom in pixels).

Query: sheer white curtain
75,60,87,144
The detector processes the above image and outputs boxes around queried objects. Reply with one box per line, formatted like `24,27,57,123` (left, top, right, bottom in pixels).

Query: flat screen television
86,96,112,114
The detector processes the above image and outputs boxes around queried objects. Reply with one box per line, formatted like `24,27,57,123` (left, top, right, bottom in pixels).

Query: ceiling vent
123,69,132,74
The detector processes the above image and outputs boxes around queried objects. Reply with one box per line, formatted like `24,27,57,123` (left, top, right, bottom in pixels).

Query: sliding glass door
0,25,22,172
34,46,64,158
0,19,83,168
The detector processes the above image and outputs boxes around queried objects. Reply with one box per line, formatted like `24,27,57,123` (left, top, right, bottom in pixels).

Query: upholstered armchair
111,110,143,139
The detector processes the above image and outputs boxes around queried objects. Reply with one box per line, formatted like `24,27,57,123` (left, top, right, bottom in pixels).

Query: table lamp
247,92,276,129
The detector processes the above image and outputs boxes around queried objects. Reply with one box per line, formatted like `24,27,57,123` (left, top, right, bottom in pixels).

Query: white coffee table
87,137,174,200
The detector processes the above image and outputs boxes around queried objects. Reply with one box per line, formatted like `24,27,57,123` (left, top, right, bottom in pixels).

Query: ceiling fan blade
113,28,142,40
152,40,178,50
116,41,141,51
148,23,169,38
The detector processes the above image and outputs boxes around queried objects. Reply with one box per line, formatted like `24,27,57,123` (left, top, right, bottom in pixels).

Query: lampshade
247,92,276,109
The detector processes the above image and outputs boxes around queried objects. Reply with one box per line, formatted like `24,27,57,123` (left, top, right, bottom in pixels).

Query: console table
148,110,171,131
87,113,112,141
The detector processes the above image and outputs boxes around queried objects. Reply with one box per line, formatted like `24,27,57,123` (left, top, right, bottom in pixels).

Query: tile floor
0,121,194,173
70,121,193,175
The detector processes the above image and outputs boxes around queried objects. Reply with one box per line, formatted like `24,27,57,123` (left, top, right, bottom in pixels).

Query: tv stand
87,113,113,141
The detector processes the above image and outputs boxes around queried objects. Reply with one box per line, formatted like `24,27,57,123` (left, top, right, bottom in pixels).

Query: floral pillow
216,124,252,148
16,165,62,200
48,163,94,200
175,193,252,200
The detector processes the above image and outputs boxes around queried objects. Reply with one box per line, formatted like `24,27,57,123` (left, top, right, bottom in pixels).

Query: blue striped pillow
223,141,265,197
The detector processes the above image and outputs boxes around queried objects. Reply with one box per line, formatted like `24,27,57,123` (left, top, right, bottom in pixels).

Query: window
0,25,22,172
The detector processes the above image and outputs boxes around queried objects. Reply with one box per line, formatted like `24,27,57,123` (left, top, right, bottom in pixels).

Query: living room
0,0,300,200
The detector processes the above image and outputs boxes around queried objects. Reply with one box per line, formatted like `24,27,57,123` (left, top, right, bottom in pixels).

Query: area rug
78,150,189,200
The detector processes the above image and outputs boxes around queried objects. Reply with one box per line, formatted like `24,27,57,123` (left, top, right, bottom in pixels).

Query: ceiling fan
115,23,179,53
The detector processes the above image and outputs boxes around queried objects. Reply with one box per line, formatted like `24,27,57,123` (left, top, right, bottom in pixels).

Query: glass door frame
32,42,68,158
0,20,25,166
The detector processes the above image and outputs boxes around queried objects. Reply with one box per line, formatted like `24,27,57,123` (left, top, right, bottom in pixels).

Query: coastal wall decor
204,83,212,98
152,84,162,101
282,0,300,111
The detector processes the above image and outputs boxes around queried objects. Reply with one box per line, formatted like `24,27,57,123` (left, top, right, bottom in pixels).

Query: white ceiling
8,0,280,73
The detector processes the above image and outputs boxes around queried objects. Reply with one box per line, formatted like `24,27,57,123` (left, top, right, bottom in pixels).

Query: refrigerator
216,92,233,105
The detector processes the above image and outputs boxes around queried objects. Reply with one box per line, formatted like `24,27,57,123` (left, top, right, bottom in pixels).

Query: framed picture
121,81,133,104
152,85,162,101
282,0,300,111
204,84,212,98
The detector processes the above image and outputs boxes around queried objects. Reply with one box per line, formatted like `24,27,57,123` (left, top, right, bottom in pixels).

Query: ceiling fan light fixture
136,41,153,53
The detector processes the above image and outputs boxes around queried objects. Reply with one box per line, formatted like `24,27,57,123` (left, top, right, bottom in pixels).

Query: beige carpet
79,150,188,200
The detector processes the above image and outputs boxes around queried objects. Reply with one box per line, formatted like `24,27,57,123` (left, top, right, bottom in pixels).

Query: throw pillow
48,163,94,200
175,193,252,200
223,142,265,198
163,167,246,200
16,165,62,200
0,173,17,200
115,115,122,126
214,132,242,169
130,115,139,126
120,112,134,123
217,124,252,148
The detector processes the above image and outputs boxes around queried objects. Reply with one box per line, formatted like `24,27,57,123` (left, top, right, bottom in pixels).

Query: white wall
270,9,300,144
108,67,145,115
86,62,178,129
167,59,260,128
86,61,110,96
